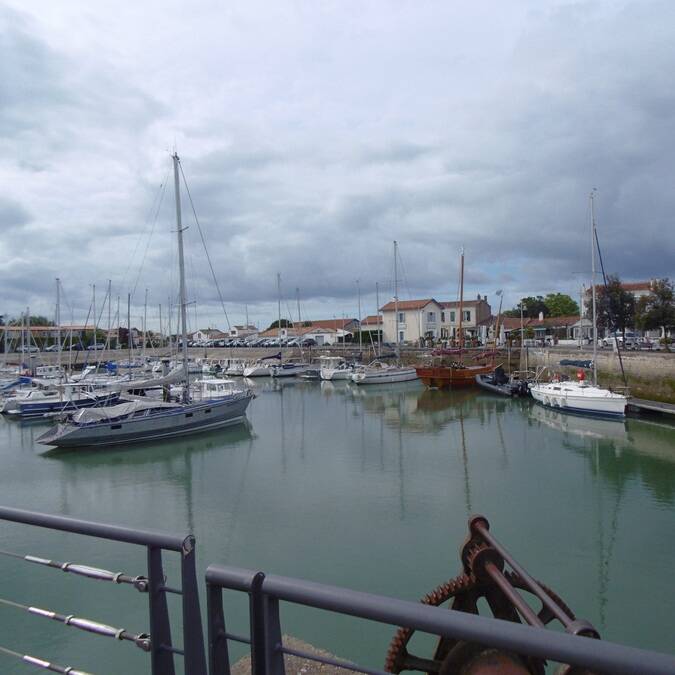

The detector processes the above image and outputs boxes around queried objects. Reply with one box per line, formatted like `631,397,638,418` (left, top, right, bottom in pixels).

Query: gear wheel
384,570,575,674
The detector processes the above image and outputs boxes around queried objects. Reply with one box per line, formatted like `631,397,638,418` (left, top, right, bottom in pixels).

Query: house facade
379,299,443,343
439,295,493,340
230,325,258,338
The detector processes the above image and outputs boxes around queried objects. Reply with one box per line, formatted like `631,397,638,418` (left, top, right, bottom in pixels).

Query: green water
0,379,673,674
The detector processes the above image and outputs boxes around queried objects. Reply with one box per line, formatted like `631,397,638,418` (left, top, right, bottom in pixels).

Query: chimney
538,311,544,321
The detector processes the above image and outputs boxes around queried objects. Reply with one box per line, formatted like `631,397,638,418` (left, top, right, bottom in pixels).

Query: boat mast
92,284,96,348
394,241,399,350
277,272,282,344
458,248,465,351
173,152,190,401
116,295,120,350
357,279,362,352
143,288,148,359
590,189,598,386
376,281,381,357
56,278,61,375
127,293,132,368
107,280,112,350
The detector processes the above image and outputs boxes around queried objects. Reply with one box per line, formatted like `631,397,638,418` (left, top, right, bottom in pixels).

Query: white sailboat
530,191,627,418
351,242,418,385
38,153,254,448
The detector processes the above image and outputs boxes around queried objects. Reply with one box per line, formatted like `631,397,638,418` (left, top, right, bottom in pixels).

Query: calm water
0,379,673,673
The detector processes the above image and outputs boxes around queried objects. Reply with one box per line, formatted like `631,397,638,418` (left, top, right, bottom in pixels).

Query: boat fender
577,369,585,382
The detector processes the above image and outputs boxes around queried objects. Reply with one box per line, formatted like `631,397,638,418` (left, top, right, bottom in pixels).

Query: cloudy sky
1,0,673,331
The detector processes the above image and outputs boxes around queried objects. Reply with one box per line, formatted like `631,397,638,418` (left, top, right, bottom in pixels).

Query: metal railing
1,506,674,675
0,506,207,675
205,568,675,675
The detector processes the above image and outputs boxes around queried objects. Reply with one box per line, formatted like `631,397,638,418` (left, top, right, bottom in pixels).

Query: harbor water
0,378,674,673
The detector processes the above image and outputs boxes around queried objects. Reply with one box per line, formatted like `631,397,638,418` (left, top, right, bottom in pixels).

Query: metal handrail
205,564,675,675
0,506,207,675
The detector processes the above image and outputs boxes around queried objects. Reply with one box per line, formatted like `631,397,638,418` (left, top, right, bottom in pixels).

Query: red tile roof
307,319,357,330
379,299,439,311
439,300,485,308
361,315,383,325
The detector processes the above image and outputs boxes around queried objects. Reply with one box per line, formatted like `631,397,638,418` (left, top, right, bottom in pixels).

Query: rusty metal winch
384,515,600,675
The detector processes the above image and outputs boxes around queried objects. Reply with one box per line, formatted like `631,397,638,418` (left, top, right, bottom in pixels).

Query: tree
267,318,292,330
635,278,675,351
593,275,635,337
502,297,549,319
544,293,579,317
8,315,53,326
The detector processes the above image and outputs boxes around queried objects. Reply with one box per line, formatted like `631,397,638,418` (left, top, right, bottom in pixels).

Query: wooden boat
415,250,496,389
416,362,493,388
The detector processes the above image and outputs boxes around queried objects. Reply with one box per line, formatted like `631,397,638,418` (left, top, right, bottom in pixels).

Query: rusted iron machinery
385,515,600,675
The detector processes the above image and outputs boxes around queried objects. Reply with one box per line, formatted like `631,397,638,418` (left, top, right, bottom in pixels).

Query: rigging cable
178,160,232,330
593,228,628,387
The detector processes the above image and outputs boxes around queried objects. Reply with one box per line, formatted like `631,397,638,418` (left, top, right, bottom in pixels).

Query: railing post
249,572,267,675
181,535,208,675
264,596,285,675
147,546,176,675
207,582,230,675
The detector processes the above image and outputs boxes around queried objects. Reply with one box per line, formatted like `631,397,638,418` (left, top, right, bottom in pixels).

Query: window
398,331,404,342
185,412,194,418
450,311,456,323
441,311,445,323
427,312,436,323
110,424,121,430
463,310,471,322
398,312,405,323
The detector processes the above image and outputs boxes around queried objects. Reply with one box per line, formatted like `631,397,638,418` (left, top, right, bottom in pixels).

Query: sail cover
72,400,181,424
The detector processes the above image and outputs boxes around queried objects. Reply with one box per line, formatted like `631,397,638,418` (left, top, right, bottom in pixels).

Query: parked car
301,338,317,347
87,343,106,351
16,345,40,353
44,344,60,352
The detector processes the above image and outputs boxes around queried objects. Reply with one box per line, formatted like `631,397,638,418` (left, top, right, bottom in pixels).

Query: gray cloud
0,1,673,330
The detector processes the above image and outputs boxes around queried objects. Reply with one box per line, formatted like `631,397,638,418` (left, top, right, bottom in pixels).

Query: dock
628,398,675,418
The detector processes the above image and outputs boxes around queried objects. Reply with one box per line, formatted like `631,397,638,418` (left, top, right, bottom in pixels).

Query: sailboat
415,249,494,388
351,241,418,385
38,153,254,448
529,191,627,418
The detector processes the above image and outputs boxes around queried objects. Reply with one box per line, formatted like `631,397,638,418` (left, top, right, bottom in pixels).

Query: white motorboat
270,362,309,378
351,360,419,385
529,379,626,418
319,356,354,381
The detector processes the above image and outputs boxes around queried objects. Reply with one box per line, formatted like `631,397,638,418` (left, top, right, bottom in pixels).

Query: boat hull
8,393,121,419
529,383,626,418
320,368,353,381
416,364,493,389
37,393,253,448
351,368,418,384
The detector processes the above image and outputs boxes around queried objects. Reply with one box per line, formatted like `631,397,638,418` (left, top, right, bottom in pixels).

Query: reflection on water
0,380,674,671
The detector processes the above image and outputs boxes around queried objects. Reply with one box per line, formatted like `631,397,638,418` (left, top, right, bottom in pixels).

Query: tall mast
92,284,96,347
3,311,7,368
107,280,112,350
245,303,249,328
375,281,381,357
277,273,282,340
56,278,61,374
296,287,301,325
116,295,120,350
356,279,362,351
173,152,190,400
143,288,148,358
127,293,132,367
167,296,172,353
590,189,598,386
458,248,465,351
158,304,163,349
393,241,399,347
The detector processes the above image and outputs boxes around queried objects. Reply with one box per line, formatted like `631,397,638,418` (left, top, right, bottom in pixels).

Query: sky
1,0,674,332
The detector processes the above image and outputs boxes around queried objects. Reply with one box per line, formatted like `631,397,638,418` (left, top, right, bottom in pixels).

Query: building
359,315,383,339
257,325,339,346
230,325,258,338
439,295,493,341
378,299,443,343
189,328,228,342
